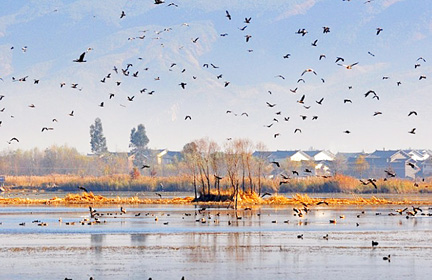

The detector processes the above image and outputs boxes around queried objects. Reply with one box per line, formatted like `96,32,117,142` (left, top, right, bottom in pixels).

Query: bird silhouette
7,137,19,144
73,52,86,62
376,27,383,35
78,186,89,193
225,10,231,20
408,128,416,134
297,95,305,104
335,57,344,63
184,115,192,120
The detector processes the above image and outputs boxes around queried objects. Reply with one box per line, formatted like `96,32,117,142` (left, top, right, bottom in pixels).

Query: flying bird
184,115,192,120
301,68,317,76
338,62,358,69
73,52,86,63
78,186,89,193
120,11,126,18
376,27,383,35
271,161,280,168
7,137,19,144
408,128,416,134
297,95,305,104
225,10,231,20
296,28,308,36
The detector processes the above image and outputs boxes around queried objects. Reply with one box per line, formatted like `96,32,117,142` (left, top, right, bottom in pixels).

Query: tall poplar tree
129,124,149,166
90,118,108,155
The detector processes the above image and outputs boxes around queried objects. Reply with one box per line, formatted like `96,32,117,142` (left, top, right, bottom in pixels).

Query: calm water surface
0,193,432,280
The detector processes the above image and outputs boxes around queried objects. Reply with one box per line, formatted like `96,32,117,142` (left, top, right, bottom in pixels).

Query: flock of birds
0,0,428,151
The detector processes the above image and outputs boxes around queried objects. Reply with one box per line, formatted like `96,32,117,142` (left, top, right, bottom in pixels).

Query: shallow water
0,203,432,279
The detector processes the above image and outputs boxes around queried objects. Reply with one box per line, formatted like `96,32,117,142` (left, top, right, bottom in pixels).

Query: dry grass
2,174,431,195
0,192,429,206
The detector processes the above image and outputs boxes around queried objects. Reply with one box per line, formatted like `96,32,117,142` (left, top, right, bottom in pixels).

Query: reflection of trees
130,234,147,245
90,234,106,255
183,232,254,265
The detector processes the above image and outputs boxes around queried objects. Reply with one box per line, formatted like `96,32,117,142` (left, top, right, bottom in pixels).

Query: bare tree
224,139,242,209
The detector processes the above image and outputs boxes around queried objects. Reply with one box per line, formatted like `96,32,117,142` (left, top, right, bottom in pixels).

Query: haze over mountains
0,0,431,154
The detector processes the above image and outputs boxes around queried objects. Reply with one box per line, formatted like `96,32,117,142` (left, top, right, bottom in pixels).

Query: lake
0,193,432,279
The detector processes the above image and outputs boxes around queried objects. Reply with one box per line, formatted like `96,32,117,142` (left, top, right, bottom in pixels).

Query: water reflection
90,234,105,254
130,234,147,246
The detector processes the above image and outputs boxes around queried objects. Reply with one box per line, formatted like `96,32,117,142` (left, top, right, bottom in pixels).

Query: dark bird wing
73,52,86,62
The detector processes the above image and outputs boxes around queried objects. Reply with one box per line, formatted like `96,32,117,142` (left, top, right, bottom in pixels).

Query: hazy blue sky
0,0,431,154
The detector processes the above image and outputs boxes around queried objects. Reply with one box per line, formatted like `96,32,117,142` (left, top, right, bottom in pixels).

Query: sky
0,0,432,154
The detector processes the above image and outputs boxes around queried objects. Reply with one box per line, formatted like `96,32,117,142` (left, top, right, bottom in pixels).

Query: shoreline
1,192,431,206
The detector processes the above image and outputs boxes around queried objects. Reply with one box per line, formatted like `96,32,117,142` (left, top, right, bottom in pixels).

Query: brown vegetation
0,192,429,206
